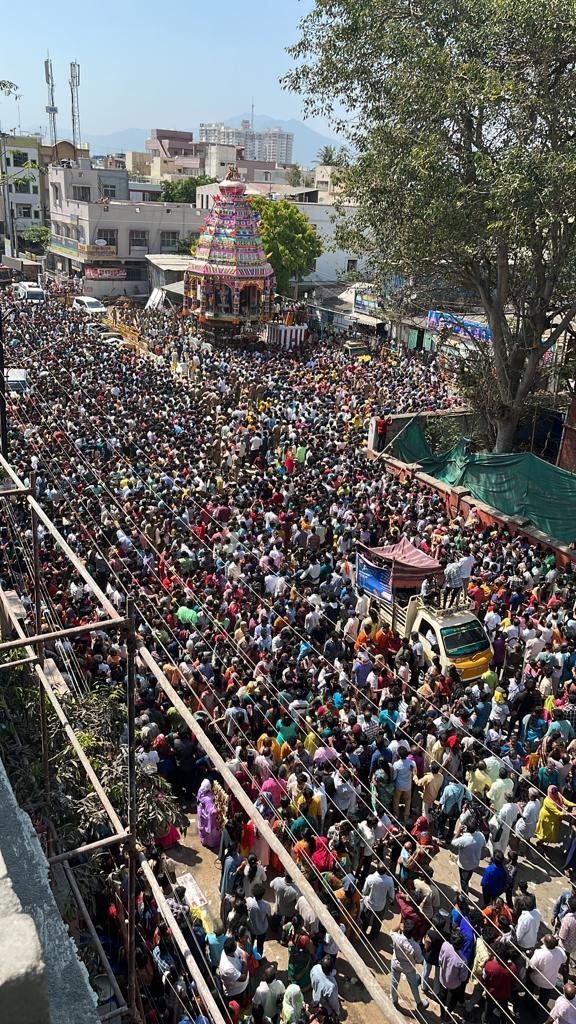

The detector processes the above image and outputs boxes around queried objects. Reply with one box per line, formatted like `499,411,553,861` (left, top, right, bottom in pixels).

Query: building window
11,150,28,168
33,210,40,219
129,229,148,253
72,185,91,202
346,259,358,273
15,205,32,219
14,180,30,193
96,228,117,248
32,185,38,194
102,184,116,198
316,180,329,190
125,265,145,281
160,230,180,252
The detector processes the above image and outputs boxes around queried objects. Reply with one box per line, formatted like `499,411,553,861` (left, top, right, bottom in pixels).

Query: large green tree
160,174,217,205
285,0,576,451
248,194,323,295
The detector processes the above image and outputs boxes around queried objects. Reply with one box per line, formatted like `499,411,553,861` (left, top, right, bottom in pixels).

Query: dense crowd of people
2,292,576,1024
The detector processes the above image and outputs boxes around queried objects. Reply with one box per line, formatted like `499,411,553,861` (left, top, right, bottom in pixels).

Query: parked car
72,297,107,316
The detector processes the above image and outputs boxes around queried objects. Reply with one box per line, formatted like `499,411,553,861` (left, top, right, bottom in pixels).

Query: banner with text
356,553,392,600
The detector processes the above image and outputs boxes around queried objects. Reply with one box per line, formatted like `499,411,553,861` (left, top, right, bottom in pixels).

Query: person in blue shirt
369,736,393,776
450,898,476,965
480,850,508,907
473,698,491,731
378,701,399,735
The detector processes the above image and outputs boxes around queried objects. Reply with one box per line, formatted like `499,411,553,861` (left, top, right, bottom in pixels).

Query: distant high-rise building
199,122,293,165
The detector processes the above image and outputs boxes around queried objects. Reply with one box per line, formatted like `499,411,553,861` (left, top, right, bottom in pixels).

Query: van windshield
440,622,490,658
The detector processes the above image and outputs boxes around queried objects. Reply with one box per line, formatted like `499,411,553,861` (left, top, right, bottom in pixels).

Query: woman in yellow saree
535,786,576,845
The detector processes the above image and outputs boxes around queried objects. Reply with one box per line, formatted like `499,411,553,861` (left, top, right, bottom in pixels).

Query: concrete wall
0,759,100,1024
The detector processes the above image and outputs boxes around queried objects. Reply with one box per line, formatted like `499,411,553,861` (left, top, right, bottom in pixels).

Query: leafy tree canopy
23,226,51,252
248,194,323,295
285,0,576,450
160,175,217,205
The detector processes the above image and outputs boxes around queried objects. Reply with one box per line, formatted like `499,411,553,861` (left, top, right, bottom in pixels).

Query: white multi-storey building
47,163,204,297
1,135,43,248
199,122,294,165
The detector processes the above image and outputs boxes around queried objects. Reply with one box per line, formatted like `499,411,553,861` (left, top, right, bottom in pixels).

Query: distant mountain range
83,116,342,166
84,128,149,155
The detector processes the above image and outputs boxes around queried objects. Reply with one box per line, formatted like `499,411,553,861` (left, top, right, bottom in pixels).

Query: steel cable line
7,335,565,1007
9,402,543,1024
9,408,424,1012
11,346,572,894
12,337,573,914
14,359,569,888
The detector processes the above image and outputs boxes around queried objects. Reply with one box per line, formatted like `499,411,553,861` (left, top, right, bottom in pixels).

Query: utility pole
0,305,8,455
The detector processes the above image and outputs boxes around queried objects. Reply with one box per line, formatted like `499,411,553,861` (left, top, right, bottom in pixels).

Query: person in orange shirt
482,897,513,930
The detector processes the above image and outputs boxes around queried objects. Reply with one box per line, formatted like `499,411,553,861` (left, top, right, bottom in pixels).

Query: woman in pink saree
196,780,222,849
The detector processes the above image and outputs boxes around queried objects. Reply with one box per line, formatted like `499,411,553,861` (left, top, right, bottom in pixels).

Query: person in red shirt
482,941,518,1020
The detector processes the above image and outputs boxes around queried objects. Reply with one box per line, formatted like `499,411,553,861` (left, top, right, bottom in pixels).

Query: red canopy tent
364,537,443,589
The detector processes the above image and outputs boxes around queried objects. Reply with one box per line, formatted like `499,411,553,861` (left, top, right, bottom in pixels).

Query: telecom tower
44,57,58,154
69,61,81,157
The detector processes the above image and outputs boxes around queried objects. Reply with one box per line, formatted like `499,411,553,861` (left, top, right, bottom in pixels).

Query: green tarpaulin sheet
391,419,576,544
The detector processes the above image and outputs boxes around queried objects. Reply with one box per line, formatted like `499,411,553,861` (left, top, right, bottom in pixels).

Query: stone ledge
0,912,48,1024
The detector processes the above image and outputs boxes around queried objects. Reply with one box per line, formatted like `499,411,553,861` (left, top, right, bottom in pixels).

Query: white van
15,282,45,303
72,296,107,316
6,369,29,394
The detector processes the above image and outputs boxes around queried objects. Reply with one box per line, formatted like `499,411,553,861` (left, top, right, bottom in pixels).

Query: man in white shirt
451,825,486,893
361,864,395,938
310,956,340,1017
296,894,319,935
516,893,542,951
252,964,285,1021
355,588,371,618
218,936,249,999
547,983,576,1024
529,935,567,1003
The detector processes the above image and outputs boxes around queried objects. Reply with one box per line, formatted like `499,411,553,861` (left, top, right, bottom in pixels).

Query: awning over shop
364,537,442,587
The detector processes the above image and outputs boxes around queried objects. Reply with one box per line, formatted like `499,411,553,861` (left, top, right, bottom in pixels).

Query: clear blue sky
0,0,327,138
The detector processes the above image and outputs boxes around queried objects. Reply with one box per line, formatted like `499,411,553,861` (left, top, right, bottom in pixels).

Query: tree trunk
493,414,519,453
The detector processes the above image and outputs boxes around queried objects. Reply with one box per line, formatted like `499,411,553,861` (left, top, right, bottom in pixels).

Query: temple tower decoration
184,167,275,332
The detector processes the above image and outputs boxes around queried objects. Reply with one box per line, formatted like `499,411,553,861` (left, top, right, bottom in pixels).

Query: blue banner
427,309,491,343
356,554,392,600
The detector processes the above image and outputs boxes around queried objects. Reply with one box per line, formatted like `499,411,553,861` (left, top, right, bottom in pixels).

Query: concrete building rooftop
145,253,194,272
0,758,100,1024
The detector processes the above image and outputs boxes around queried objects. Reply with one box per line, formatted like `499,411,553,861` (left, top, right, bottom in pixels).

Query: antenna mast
69,61,81,157
44,57,58,153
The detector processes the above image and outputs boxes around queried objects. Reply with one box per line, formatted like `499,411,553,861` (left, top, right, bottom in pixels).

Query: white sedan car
72,296,107,316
